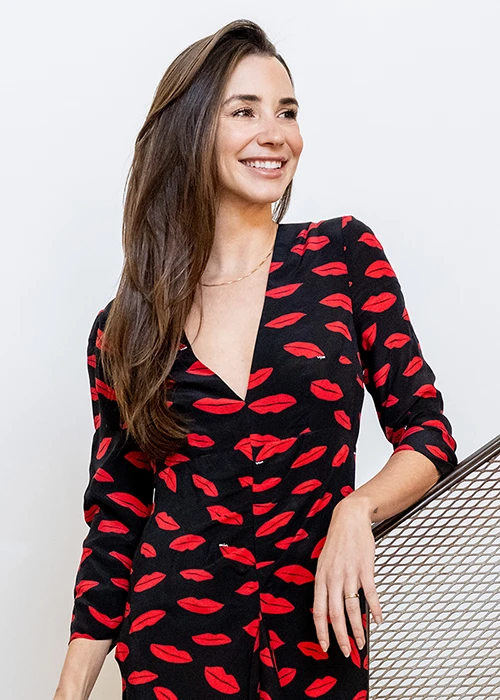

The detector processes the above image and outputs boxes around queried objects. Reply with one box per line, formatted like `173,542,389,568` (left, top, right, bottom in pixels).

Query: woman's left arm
313,215,459,659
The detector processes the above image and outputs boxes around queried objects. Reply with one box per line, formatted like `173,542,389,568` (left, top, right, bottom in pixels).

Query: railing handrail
371,433,500,542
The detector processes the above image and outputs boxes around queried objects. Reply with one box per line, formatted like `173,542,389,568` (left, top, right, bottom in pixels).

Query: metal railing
366,434,500,699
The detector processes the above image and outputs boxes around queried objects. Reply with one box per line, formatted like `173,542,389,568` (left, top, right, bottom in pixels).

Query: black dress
69,215,458,699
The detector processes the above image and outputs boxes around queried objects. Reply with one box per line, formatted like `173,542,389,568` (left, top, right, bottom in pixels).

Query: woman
55,18,458,700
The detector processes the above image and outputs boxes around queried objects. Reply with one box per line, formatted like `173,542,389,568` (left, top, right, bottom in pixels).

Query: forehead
223,54,294,98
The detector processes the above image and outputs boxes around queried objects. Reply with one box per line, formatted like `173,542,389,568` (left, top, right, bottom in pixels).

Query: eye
231,107,298,119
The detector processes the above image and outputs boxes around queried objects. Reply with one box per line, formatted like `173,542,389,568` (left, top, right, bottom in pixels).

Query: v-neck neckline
180,222,286,404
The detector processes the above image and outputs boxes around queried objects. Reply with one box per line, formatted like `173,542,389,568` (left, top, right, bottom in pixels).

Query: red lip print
206,504,244,525
312,260,348,276
204,666,240,694
124,451,153,469
192,632,232,645
307,492,333,516
265,312,306,328
193,397,246,414
96,436,112,459
248,366,273,390
284,341,326,358
75,580,99,597
365,260,396,278
128,670,159,685
192,474,219,496
275,529,309,551
305,675,338,696
290,445,327,468
260,592,295,614
310,379,344,401
297,641,329,659
95,377,116,400
169,534,206,551
425,444,449,460
150,644,193,663
133,572,166,592
159,466,177,492
98,520,129,534
331,445,350,467
114,641,129,662
129,609,166,632
358,230,383,249
266,282,302,298
219,545,256,566
325,320,352,340
334,410,352,430
255,511,294,537
291,235,330,255
111,551,133,569
154,512,181,530
278,667,297,687
361,322,377,350
179,569,214,581
403,356,424,376
186,433,215,448
177,597,225,614
252,477,282,492
385,332,411,349
248,394,297,414
111,578,129,591
319,293,353,311
291,479,322,494
361,291,397,313
84,504,100,523
274,564,315,584
108,492,152,517
88,606,123,629
256,436,298,461
94,467,113,482
140,542,157,557
414,383,437,398
372,363,391,388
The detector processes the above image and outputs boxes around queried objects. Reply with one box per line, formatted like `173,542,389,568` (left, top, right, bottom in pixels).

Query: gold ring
344,593,360,600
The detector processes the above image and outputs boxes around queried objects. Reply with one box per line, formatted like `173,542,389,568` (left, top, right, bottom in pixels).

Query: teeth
241,160,283,170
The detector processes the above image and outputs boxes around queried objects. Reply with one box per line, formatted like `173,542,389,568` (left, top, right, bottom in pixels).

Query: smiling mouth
239,159,287,170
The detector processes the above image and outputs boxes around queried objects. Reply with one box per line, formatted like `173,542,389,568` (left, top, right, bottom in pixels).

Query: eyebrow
222,94,300,109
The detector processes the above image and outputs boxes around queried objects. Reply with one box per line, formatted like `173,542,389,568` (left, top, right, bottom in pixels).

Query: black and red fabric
69,215,458,699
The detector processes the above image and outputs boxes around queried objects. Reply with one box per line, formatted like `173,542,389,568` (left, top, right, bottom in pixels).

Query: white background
1,1,498,697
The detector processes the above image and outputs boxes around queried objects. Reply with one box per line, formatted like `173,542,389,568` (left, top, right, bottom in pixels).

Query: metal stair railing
365,434,500,699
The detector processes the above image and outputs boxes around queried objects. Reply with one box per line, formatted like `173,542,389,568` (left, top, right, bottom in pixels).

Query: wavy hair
100,19,295,461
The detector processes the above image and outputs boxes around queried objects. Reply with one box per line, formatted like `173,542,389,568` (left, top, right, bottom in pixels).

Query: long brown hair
100,19,295,461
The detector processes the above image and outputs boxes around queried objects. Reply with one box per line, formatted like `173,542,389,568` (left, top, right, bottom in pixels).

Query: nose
255,113,286,146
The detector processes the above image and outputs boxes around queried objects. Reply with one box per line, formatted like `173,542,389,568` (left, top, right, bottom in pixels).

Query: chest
183,267,270,403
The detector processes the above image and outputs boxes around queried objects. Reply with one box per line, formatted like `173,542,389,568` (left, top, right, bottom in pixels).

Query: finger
328,586,351,658
361,572,383,625
343,579,365,650
312,577,330,652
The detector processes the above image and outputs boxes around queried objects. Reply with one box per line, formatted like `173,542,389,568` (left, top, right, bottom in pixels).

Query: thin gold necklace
201,223,278,287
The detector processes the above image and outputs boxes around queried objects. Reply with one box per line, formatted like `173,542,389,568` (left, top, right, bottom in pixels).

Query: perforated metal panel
365,435,500,699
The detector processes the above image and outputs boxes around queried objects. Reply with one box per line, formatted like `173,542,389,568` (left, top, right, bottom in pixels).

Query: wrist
336,493,374,522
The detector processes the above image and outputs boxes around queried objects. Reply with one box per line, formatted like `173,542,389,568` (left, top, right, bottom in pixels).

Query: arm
313,215,458,657
339,215,458,516
55,303,155,698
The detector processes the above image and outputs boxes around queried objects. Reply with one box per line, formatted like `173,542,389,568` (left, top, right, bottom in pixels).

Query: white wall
1,1,498,697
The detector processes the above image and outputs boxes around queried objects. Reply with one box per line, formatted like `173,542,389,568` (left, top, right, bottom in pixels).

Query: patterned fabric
69,215,458,699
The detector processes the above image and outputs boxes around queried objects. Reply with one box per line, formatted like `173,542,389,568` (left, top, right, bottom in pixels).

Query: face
215,54,303,206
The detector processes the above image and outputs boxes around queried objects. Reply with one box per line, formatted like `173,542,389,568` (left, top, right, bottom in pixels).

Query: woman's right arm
54,638,111,700
54,303,155,698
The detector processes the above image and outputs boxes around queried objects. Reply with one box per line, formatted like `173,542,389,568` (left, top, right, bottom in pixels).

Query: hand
312,496,383,657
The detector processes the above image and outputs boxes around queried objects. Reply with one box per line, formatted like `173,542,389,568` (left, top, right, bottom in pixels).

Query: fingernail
356,637,364,649
375,615,383,625
320,640,328,652
341,645,350,658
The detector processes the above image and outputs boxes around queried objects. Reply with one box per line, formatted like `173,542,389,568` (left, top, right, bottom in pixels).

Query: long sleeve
340,215,458,480
69,304,155,654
